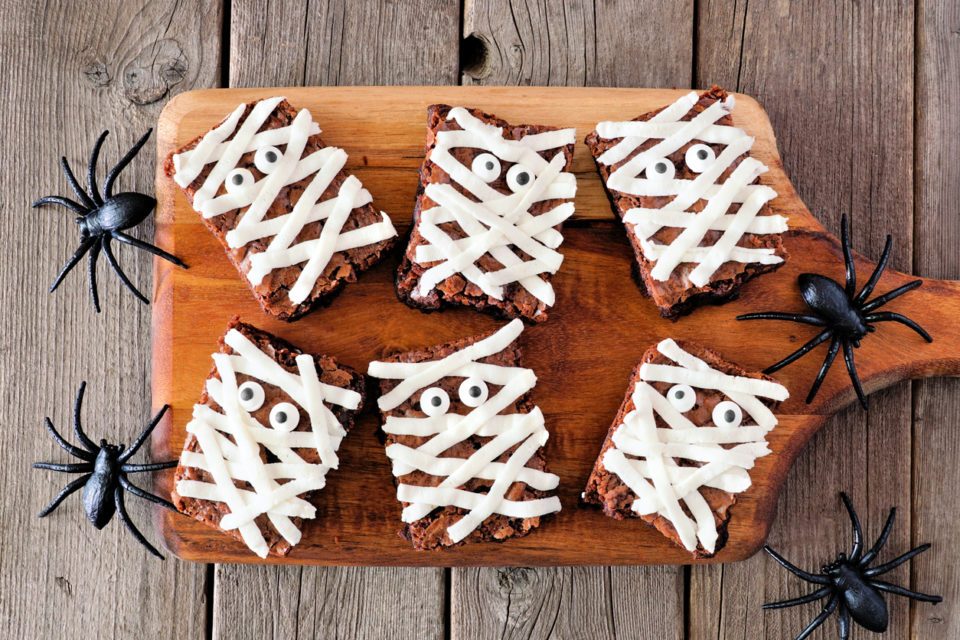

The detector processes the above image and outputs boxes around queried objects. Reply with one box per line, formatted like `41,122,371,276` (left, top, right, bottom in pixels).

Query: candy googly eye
269,402,300,431
237,381,265,412
420,387,450,417
646,158,675,182
506,163,534,192
225,168,254,194
685,144,715,173
254,146,283,174
458,378,489,407
712,401,743,428
472,153,501,182
666,384,696,412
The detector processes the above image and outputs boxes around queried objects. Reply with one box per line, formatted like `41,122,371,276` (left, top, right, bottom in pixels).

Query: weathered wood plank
0,0,220,638
912,0,960,636
693,1,916,637
453,2,691,638
214,2,456,638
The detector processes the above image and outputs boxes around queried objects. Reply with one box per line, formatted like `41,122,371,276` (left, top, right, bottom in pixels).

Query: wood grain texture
694,1,919,638
0,1,220,639
912,0,960,636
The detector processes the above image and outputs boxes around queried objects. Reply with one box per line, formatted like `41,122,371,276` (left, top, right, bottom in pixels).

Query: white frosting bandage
413,107,577,307
602,339,788,554
367,319,561,543
172,97,397,305
593,92,787,286
176,328,362,558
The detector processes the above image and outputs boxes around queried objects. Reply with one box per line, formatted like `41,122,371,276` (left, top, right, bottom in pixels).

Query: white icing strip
599,339,787,554
175,328,358,557
368,321,560,543
171,97,396,304
593,91,783,284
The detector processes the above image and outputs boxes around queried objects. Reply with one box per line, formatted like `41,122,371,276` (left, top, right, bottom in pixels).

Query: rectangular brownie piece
585,87,788,319
367,319,561,549
172,317,365,558
396,104,577,323
583,338,788,558
165,96,398,321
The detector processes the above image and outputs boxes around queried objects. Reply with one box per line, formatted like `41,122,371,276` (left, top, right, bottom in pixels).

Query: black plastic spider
32,128,186,312
33,382,178,559
738,214,931,408
763,493,941,639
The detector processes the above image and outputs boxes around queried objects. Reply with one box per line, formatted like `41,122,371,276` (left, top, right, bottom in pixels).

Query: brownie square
583,339,786,558
165,97,398,321
396,104,577,323
585,86,788,319
172,317,365,558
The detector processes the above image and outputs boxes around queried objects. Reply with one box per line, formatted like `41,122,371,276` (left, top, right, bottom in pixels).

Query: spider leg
864,543,933,577
37,473,91,517
840,492,863,561
861,280,923,313
32,462,93,473
118,404,169,463
859,508,896,566
42,417,93,460
863,312,933,342
86,130,108,206
111,231,187,268
763,546,830,584
49,237,96,293
805,335,841,404
102,128,151,199
59,156,95,209
72,382,98,453
101,237,148,304
763,328,834,374
854,234,892,305
118,474,178,512
762,586,831,609
796,594,838,640
868,579,942,604
31,196,88,215
842,340,867,409
121,461,177,473
736,312,827,326
838,603,850,640
841,213,856,297
114,485,164,559
87,240,102,313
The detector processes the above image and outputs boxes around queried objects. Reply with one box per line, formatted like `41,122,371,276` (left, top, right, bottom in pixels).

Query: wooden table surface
1,1,956,638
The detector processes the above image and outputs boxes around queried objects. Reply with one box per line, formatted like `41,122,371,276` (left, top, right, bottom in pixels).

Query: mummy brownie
585,86,788,319
172,318,364,558
165,97,398,321
396,105,577,323
367,319,561,549
583,339,788,558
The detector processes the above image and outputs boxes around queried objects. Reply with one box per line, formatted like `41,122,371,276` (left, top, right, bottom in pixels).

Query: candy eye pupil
485,161,494,170
265,150,277,163
232,174,244,185
516,172,529,185
469,386,481,397
275,411,287,423
674,390,685,399
697,149,708,160
656,162,667,173
724,410,735,422
240,388,253,401
431,396,442,407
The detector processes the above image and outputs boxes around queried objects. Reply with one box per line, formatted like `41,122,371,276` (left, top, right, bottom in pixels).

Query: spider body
33,382,179,558
763,493,941,640
738,214,931,408
32,129,186,312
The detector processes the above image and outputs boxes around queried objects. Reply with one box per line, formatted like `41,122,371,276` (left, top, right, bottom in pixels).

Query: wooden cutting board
150,86,960,566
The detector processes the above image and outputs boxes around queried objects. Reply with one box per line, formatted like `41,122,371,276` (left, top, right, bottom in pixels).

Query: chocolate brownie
369,323,561,549
395,104,577,323
585,87,788,320
583,339,786,558
172,317,365,557
165,97,398,321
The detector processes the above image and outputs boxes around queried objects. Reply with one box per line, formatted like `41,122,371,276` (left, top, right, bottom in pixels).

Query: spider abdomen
97,192,156,232
836,565,888,632
799,273,869,338
82,449,119,529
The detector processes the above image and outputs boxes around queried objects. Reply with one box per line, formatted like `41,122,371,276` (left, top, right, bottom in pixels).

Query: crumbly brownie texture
172,317,365,557
373,325,559,550
585,87,788,320
583,340,784,558
164,98,397,321
396,104,576,323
